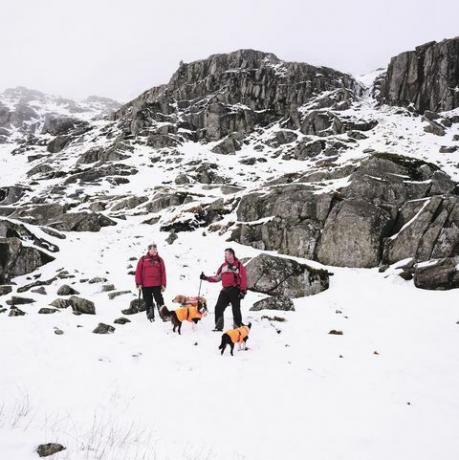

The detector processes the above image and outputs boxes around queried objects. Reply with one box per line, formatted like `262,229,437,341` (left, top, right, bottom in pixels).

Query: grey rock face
317,198,393,268
0,237,54,283
47,135,70,153
245,253,330,298
234,152,459,272
379,37,459,112
114,49,361,142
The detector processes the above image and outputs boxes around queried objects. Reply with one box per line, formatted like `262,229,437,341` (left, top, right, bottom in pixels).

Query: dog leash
197,277,202,304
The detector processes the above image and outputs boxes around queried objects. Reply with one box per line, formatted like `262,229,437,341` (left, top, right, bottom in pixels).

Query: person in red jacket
200,248,247,331
135,243,167,322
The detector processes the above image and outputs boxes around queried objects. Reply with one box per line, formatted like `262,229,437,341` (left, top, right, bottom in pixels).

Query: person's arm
160,258,167,287
206,264,223,283
135,258,143,287
239,263,247,293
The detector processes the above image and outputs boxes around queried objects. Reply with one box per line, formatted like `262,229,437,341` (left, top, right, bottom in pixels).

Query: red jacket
135,254,166,287
207,259,247,292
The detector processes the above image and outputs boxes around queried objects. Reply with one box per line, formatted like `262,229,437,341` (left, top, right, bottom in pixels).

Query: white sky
1,0,458,102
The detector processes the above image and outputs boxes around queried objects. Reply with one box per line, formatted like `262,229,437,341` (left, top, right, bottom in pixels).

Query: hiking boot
146,307,155,322
212,327,223,332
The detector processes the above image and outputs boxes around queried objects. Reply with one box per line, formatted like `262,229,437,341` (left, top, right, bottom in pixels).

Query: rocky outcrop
6,296,35,305
77,144,130,165
250,295,295,311
46,213,116,232
233,153,459,271
413,257,459,290
114,49,361,143
379,37,459,112
0,219,59,252
47,135,70,153
211,133,244,154
93,323,115,334
122,298,146,315
36,443,66,457
42,113,89,136
160,199,235,233
0,237,54,283
317,198,393,267
64,164,137,185
57,284,79,295
50,296,95,314
0,186,28,205
245,253,330,298
7,207,115,232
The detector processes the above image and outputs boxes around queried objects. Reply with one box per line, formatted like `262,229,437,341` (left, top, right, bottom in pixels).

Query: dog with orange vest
160,295,208,334
219,323,252,356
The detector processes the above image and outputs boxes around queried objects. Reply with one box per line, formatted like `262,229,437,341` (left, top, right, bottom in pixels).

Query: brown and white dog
219,323,252,356
160,295,208,335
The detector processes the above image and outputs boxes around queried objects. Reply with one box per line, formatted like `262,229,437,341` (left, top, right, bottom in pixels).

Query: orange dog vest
175,306,203,322
226,325,250,344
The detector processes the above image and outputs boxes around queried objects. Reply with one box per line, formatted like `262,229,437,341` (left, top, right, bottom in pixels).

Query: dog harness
226,325,250,344
175,306,203,322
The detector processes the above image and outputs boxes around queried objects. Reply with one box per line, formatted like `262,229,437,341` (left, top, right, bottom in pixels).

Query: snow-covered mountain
1,38,459,460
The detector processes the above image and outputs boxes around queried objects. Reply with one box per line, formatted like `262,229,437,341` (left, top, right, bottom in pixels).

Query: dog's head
198,302,209,316
197,296,207,308
172,295,187,304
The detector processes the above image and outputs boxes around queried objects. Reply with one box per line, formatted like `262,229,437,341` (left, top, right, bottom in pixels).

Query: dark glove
239,291,246,299
200,272,207,280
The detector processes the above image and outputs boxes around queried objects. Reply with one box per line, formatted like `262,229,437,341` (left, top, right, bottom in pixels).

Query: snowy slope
1,220,459,460
1,63,459,460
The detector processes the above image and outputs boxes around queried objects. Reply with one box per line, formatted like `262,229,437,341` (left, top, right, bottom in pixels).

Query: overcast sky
1,0,458,102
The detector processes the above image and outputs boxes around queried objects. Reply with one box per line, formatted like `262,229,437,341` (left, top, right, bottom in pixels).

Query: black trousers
142,286,164,317
215,287,242,330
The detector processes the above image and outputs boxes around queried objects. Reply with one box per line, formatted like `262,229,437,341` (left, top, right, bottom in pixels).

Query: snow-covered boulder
0,237,54,283
245,253,329,298
414,257,459,290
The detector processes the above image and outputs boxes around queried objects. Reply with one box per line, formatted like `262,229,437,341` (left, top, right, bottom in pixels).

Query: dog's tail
160,305,172,321
219,335,226,355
